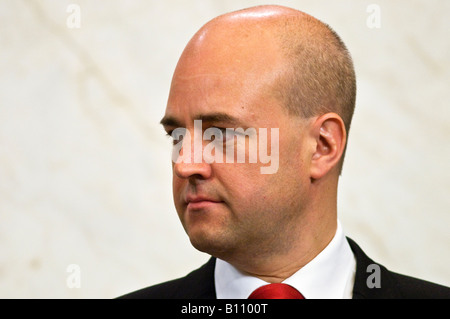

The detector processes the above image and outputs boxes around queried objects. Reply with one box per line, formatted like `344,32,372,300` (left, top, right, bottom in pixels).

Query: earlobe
310,113,346,180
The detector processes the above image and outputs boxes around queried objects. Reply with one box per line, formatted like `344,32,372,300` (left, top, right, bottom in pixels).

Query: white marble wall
0,0,448,298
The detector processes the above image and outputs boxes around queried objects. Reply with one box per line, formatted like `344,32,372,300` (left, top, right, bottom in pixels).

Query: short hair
275,15,356,172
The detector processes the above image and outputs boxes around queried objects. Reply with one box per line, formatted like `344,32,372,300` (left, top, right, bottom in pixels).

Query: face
161,29,313,261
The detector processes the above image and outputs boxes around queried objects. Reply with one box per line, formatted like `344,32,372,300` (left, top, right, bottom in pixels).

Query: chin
188,228,234,258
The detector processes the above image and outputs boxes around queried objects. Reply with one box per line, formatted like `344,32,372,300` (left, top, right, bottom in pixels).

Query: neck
229,214,337,283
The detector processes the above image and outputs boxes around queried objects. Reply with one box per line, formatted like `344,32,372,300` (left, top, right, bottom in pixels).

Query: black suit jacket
119,238,450,299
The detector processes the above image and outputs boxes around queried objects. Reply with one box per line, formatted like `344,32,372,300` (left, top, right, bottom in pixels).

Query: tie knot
248,283,305,299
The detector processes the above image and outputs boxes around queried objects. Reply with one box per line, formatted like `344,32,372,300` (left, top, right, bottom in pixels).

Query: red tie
248,283,305,299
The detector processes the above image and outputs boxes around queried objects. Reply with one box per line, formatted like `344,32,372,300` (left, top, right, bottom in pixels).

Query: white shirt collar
214,221,356,299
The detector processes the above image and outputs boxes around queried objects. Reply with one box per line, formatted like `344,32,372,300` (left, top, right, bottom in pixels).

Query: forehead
163,20,289,127
164,58,289,129
164,73,283,129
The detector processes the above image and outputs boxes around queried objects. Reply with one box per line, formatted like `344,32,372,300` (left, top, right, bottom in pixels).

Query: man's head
161,5,356,272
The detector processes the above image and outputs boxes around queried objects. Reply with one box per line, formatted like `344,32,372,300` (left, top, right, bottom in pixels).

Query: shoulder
387,270,450,299
347,237,450,299
117,258,216,299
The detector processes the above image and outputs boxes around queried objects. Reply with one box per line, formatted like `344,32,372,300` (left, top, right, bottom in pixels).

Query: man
120,5,450,299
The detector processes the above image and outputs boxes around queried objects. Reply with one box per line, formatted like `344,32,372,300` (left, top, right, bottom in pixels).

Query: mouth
185,196,223,211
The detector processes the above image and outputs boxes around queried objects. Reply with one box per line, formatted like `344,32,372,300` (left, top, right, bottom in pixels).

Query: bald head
180,5,355,126
170,5,356,172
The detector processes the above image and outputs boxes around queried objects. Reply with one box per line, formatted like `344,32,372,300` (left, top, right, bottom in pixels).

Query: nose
173,139,212,180
174,160,212,180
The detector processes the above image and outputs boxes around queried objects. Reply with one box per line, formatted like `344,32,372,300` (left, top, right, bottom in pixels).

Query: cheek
172,176,184,210
218,164,275,210
280,130,310,175
213,164,258,204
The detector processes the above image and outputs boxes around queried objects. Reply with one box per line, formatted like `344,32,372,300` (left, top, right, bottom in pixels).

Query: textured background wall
0,0,448,298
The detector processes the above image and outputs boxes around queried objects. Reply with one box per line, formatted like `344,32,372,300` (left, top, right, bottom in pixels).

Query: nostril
174,161,212,180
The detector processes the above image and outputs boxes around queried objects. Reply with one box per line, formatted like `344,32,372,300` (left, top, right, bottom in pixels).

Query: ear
310,113,347,180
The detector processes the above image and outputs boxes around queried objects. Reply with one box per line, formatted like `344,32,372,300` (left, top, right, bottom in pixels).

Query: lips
185,195,223,210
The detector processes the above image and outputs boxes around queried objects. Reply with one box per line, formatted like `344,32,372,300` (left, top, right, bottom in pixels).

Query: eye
212,127,227,139
164,130,175,144
204,127,236,143
223,128,237,142
165,130,173,137
165,128,186,145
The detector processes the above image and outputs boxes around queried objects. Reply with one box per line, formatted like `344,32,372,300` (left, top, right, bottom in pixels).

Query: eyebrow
160,112,243,128
159,115,180,128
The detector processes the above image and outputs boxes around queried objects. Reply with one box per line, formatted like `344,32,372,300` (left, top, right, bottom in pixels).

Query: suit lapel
347,237,399,298
180,257,217,298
